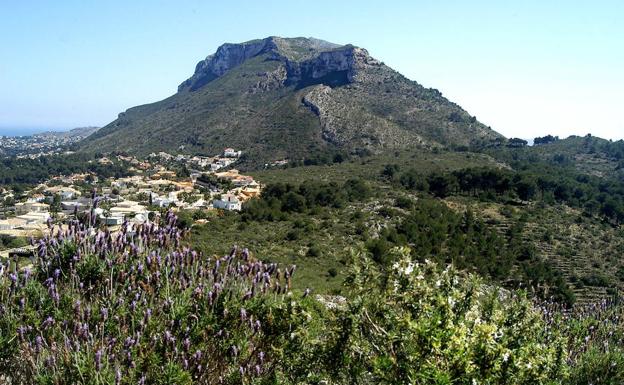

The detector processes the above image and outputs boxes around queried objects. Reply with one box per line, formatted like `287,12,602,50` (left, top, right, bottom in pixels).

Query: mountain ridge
82,36,503,164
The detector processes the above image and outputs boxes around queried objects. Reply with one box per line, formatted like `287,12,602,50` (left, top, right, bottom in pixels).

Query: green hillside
185,141,624,305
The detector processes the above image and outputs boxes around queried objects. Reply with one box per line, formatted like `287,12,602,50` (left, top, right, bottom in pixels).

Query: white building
110,200,149,218
213,194,241,211
152,196,173,207
0,220,15,231
15,202,49,214
103,214,125,226
45,186,81,200
61,201,87,211
223,148,242,158
16,212,50,225
151,192,178,208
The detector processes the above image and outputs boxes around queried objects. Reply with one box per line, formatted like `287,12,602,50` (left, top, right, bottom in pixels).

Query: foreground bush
0,210,621,384
331,248,568,384
0,212,322,384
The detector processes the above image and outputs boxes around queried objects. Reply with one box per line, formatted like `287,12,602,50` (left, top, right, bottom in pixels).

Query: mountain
35,126,100,139
82,36,503,164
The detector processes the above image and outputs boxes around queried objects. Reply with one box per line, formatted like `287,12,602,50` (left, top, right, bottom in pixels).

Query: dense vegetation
0,154,132,190
0,235,27,251
387,163,624,225
368,198,574,305
241,179,370,221
229,178,575,305
3,206,624,384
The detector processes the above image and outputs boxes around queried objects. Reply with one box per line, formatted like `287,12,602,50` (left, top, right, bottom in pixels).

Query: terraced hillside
462,200,624,304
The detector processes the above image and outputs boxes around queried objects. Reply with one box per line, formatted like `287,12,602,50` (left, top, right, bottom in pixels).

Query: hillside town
0,147,259,259
0,128,98,158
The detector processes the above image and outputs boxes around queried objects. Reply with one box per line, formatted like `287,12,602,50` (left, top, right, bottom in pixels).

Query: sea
0,127,68,137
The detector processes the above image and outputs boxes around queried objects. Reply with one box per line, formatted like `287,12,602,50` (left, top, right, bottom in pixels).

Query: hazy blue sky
1,0,622,139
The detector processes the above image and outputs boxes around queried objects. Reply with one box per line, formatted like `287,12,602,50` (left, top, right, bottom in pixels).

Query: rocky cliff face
286,46,381,88
177,37,378,92
178,39,276,91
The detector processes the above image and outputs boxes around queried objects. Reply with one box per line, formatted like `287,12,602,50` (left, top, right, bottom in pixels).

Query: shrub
339,247,569,384
0,212,321,384
307,244,322,258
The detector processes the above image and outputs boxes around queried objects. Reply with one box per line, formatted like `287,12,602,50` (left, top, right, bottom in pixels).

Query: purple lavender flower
95,349,103,371
42,316,55,329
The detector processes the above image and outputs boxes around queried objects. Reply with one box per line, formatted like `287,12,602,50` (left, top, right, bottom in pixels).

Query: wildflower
95,349,103,371
42,316,55,329
35,335,43,353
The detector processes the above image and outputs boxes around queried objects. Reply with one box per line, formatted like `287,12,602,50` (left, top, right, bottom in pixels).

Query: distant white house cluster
0,147,259,241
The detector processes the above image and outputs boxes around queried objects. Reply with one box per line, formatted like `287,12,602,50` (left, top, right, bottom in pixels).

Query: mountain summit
83,36,503,163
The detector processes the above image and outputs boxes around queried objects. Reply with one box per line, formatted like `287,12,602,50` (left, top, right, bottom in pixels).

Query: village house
238,181,261,200
215,169,257,187
102,214,125,226
45,186,82,200
187,198,209,210
223,148,242,158
110,200,149,219
215,169,240,180
156,152,173,161
146,178,175,191
212,194,241,211
269,159,289,168
27,193,46,203
61,200,88,212
190,156,214,168
0,219,20,231
151,170,177,180
174,180,195,193
232,175,255,187
15,201,50,215
151,193,174,208
15,212,50,226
